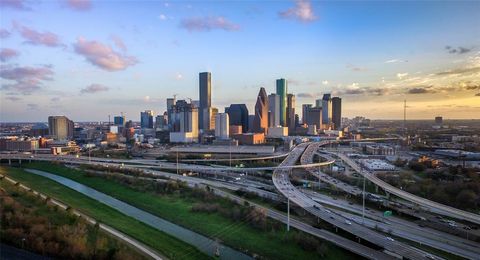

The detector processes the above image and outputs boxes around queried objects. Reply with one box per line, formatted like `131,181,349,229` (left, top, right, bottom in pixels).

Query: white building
359,159,396,171
169,100,199,143
215,113,229,140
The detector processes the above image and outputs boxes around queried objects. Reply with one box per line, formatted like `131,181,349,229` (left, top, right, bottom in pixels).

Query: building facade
286,93,296,133
140,110,154,129
225,104,249,133
48,116,74,140
268,94,280,127
252,87,268,134
199,72,212,131
215,113,229,140
332,97,342,130
276,78,287,126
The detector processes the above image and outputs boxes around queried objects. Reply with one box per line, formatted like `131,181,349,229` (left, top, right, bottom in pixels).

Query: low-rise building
267,126,288,138
233,133,265,145
359,159,396,171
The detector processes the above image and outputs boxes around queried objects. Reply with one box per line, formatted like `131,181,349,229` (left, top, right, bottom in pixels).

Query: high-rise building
321,94,332,126
252,87,268,133
286,94,295,132
199,72,212,130
332,97,342,130
114,115,125,126
48,116,74,140
203,107,218,131
302,104,312,124
305,107,322,130
170,100,199,142
276,78,287,126
140,110,154,129
435,116,443,125
315,99,322,108
215,113,229,140
225,104,249,133
155,113,168,130
167,97,176,130
268,94,280,127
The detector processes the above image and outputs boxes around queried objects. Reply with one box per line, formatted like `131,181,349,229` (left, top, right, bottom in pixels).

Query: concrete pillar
385,192,390,199
375,184,379,193
8,159,11,165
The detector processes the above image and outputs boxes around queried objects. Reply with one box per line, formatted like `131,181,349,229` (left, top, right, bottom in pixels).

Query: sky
1,0,479,122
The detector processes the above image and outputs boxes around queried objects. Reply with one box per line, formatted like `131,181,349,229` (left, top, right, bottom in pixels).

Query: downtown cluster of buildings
135,72,342,144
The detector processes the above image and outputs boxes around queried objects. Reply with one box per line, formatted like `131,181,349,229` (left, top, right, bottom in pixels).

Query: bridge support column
19,159,21,165
375,184,379,193
8,159,11,165
385,192,390,199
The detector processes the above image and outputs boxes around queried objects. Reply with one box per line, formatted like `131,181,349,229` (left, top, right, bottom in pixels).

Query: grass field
16,162,356,260
0,166,210,260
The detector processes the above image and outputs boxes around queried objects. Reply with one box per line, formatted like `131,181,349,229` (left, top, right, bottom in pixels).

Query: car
385,236,395,242
463,226,471,230
345,220,352,225
424,254,435,259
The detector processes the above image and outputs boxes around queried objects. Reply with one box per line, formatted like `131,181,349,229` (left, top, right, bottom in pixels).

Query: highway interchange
2,140,480,259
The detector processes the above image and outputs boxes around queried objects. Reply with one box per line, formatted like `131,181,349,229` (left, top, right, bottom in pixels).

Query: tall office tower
435,116,443,125
155,113,168,130
225,104,249,133
276,78,287,126
315,99,322,108
268,94,280,127
321,94,332,126
331,97,342,130
170,100,199,142
48,116,74,140
252,87,269,133
215,113,229,139
305,107,323,130
302,104,312,124
167,97,176,130
286,94,296,132
199,72,212,130
114,115,125,126
140,110,154,129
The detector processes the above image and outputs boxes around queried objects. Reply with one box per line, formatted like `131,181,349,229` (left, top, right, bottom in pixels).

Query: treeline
0,184,144,259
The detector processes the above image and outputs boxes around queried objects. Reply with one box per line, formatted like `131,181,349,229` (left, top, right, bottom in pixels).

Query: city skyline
1,0,480,122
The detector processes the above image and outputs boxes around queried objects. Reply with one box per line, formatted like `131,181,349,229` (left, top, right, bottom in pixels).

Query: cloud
14,23,63,47
346,63,367,72
435,66,480,76
407,86,434,94
73,37,138,71
385,59,408,63
5,96,22,101
0,65,54,95
397,72,409,80
0,28,11,38
80,83,109,94
27,103,39,110
110,35,127,52
297,92,315,98
180,16,240,32
50,97,61,102
322,80,329,85
0,0,29,10
175,73,183,80
65,0,91,11
446,45,472,55
476,93,480,96
279,0,317,22
0,48,20,62
158,14,170,20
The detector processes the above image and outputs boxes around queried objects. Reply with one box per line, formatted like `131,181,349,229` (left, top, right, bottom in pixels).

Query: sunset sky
1,0,479,122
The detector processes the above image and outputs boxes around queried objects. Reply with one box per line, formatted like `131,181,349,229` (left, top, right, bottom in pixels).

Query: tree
455,190,477,210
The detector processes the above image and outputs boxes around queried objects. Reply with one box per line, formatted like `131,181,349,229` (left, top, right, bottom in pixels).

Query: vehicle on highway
345,220,352,225
386,236,395,242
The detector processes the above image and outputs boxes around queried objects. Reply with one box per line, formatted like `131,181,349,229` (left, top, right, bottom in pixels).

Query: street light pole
287,197,290,232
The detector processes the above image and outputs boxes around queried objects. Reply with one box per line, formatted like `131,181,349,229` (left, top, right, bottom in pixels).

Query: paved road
272,142,441,260
334,152,480,225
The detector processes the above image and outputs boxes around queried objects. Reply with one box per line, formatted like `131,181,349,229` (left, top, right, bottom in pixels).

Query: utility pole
287,197,290,232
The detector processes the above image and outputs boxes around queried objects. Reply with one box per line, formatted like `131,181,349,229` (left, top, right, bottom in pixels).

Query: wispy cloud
0,65,54,95
0,0,30,10
445,45,472,55
0,48,20,62
279,0,317,23
385,59,408,63
5,96,22,101
65,0,91,11
73,37,138,71
110,35,127,52
397,72,408,79
80,83,109,94
476,93,480,96
407,86,434,94
297,92,315,98
346,63,367,72
27,103,39,110
14,23,63,47
0,28,11,39
180,16,240,32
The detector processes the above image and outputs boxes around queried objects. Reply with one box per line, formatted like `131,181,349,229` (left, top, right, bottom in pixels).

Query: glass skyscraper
276,78,287,126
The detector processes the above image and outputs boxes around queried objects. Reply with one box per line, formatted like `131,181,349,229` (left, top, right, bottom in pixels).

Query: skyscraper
286,93,296,132
225,104,249,133
276,78,287,126
48,116,74,140
215,113,229,140
170,100,198,142
302,104,312,124
321,94,332,126
305,107,322,130
253,87,268,133
167,97,176,130
332,97,342,130
140,110,154,129
268,94,280,127
199,72,212,130
114,115,125,126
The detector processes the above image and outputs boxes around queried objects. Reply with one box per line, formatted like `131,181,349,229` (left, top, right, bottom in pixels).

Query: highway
333,152,480,225
272,142,441,260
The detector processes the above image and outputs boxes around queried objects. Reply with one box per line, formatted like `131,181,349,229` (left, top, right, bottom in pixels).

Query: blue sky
1,0,479,122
